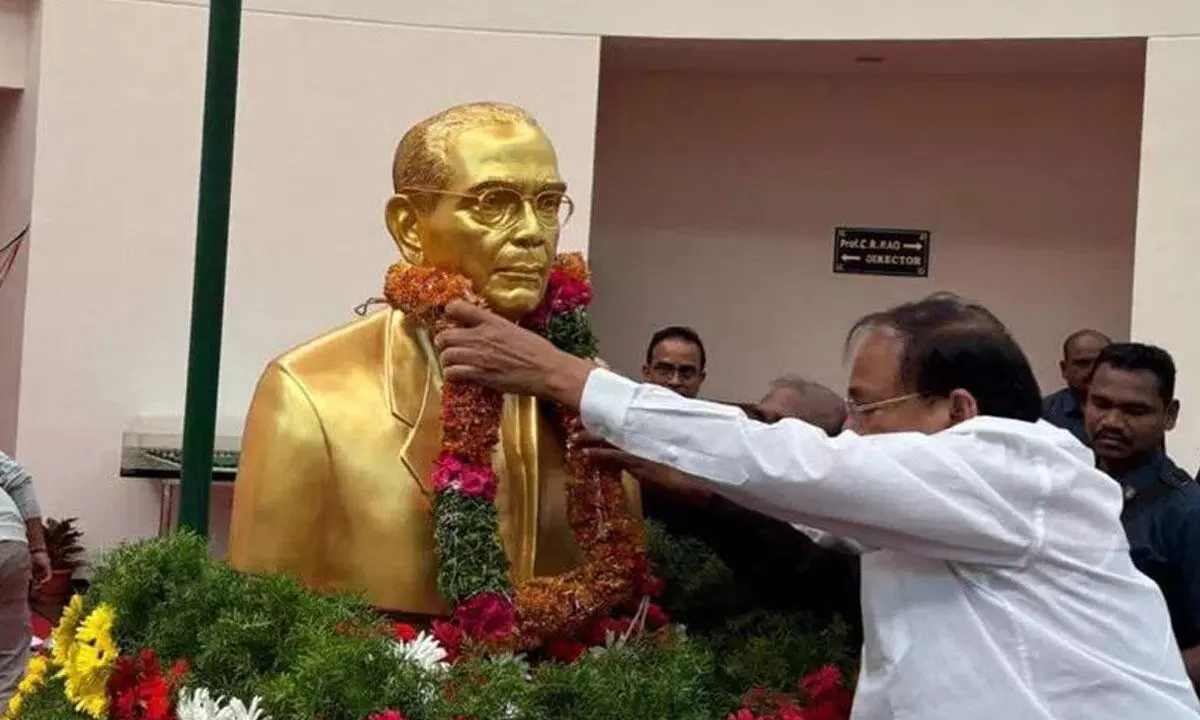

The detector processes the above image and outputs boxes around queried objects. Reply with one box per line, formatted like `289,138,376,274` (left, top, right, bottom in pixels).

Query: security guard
1086,342,1200,690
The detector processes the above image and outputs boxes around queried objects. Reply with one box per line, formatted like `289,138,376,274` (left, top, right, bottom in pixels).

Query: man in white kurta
434,294,1200,719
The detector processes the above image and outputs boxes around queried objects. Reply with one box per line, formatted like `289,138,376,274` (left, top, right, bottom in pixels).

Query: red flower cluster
542,576,671,664
726,665,853,720
392,622,418,644
453,591,516,642
366,711,406,720
432,620,463,663
106,649,188,720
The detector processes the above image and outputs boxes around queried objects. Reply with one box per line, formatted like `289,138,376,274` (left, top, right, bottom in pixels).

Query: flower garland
383,252,646,652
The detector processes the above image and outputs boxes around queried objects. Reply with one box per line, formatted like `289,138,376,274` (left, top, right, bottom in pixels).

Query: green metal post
179,0,243,535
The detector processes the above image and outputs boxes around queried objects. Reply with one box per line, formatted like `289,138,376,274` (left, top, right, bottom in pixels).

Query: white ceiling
602,38,1146,76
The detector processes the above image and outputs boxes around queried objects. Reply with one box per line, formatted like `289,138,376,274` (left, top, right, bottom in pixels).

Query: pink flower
799,665,844,704
432,453,497,501
520,270,593,330
454,592,515,641
546,271,592,313
367,712,406,720
726,710,757,720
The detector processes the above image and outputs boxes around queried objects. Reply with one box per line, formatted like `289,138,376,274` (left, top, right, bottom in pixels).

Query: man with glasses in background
642,326,707,399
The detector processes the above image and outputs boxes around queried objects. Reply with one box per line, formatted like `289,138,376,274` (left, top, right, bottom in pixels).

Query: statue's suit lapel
384,309,441,496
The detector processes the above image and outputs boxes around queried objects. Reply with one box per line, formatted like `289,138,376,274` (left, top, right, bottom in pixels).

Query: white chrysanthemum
389,631,448,672
177,688,269,720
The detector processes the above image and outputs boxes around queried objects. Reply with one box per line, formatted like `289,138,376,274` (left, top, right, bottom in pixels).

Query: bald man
753,375,847,432
1043,329,1112,444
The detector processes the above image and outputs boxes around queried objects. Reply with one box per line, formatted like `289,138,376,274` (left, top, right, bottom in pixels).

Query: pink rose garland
431,452,498,502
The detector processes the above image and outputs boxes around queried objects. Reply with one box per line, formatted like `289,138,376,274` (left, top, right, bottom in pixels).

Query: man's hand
436,300,595,409
30,548,52,587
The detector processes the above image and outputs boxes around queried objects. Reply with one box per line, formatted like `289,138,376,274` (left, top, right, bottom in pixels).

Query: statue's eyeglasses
400,186,575,229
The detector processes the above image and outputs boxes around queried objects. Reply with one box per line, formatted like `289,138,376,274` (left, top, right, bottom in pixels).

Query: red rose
544,634,587,664
726,710,757,720
453,592,515,642
639,574,666,598
367,711,406,720
582,617,630,647
644,603,669,629
799,665,844,704
391,622,418,643
432,619,463,662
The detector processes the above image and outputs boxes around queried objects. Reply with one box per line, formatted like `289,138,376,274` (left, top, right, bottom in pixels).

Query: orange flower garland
383,252,646,653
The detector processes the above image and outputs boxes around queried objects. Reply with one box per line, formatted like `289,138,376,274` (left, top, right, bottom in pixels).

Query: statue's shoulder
271,309,397,381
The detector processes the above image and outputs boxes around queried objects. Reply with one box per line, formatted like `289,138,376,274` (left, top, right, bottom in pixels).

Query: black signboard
833,227,930,278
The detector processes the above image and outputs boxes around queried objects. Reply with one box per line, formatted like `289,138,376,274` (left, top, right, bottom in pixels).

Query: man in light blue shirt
0,451,49,711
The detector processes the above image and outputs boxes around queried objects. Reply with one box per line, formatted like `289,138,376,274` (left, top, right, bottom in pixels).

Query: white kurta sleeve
580,369,1044,565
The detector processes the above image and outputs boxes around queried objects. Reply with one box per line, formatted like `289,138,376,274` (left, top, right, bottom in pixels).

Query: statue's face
418,123,563,319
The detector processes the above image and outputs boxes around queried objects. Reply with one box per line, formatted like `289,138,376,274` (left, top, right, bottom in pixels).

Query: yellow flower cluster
8,595,121,720
3,655,49,719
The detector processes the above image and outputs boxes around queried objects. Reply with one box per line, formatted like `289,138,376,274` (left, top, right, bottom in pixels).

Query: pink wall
589,70,1143,402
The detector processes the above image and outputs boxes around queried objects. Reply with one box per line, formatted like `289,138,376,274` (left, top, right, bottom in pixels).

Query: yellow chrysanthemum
50,594,85,667
60,604,118,720
4,655,51,719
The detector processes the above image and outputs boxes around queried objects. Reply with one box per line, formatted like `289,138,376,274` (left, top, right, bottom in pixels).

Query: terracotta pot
32,568,74,607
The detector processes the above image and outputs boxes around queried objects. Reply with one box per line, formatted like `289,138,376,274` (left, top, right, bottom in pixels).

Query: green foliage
428,655,536,720
20,525,851,720
527,635,717,720
433,492,513,603
258,632,427,720
645,520,854,709
545,309,598,359
43,518,86,572
700,612,853,702
15,677,85,720
644,522,746,631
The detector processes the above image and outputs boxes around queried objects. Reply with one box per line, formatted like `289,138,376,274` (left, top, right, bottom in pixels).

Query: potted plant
32,517,85,608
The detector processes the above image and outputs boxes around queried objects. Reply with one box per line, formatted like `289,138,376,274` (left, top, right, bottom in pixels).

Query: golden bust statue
228,102,640,615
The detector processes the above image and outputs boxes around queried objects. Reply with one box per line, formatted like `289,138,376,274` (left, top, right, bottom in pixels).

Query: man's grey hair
762,375,847,436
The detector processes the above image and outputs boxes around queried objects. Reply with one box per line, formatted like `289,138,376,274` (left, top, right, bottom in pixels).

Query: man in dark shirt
1086,342,1200,688
1043,329,1111,443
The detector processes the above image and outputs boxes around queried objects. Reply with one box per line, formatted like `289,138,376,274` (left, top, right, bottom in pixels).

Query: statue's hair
392,102,540,193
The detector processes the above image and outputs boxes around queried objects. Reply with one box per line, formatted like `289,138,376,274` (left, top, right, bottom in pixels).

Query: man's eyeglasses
844,393,923,419
649,362,699,382
400,186,575,229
